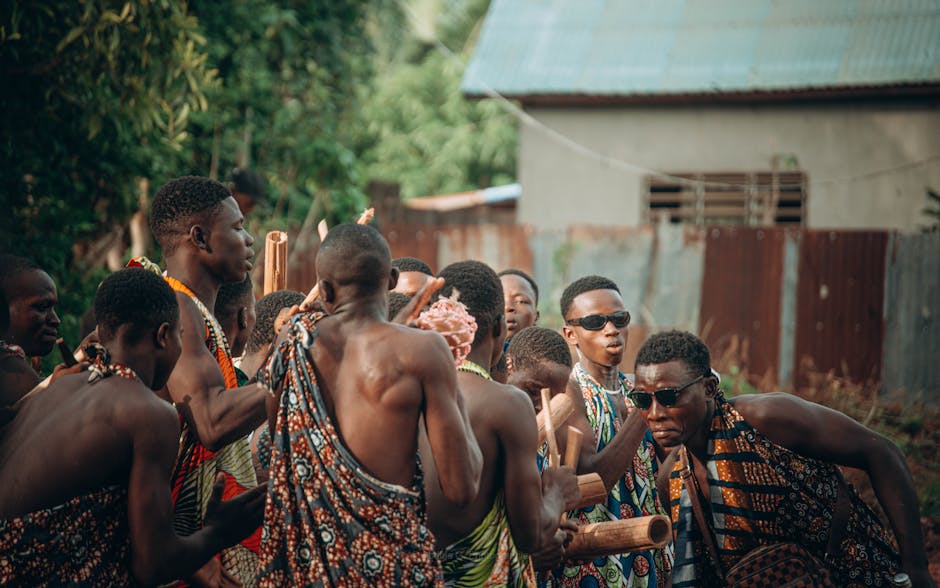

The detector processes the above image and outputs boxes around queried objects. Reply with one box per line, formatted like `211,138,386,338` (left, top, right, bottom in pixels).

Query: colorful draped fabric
668,394,900,587
257,313,443,587
438,492,536,588
558,364,673,588
0,486,130,586
165,276,260,587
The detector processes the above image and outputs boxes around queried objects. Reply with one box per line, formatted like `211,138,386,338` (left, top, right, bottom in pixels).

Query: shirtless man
391,256,435,296
258,224,482,586
424,260,578,587
0,254,60,404
0,268,264,585
149,175,268,585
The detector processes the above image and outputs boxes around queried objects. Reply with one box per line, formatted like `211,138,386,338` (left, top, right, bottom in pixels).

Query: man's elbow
194,424,226,453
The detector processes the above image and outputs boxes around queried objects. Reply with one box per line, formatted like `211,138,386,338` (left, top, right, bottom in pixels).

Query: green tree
1,0,216,358
356,0,517,199
186,0,376,228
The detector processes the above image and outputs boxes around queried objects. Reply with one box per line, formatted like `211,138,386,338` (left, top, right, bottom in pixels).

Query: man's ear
505,354,515,374
155,322,170,349
388,267,399,291
534,309,541,324
492,315,504,340
237,307,249,330
562,324,578,347
190,225,212,253
704,374,719,398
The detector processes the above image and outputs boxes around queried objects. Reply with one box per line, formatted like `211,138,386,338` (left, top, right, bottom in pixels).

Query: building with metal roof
461,0,940,232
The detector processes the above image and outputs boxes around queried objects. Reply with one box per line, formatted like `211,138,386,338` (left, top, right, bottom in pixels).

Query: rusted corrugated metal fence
284,223,939,400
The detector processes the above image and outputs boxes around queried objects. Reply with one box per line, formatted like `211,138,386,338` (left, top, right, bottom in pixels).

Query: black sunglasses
565,310,630,331
628,374,704,409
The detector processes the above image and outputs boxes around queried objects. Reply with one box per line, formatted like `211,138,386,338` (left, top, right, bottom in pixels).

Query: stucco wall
518,102,940,231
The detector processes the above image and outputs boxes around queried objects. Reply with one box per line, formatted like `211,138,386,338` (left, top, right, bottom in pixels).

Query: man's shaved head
316,223,392,296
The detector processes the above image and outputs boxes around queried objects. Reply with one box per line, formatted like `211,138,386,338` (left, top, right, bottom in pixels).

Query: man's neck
685,400,715,461
465,342,495,374
579,355,621,390
164,257,221,311
328,294,388,324
106,346,156,389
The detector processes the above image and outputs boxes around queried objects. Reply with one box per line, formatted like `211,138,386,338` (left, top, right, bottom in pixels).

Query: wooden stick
541,388,561,468
574,473,607,509
299,208,375,311
56,337,77,367
564,426,583,469
263,231,288,295
565,516,672,559
536,393,574,446
402,277,444,324
317,219,329,242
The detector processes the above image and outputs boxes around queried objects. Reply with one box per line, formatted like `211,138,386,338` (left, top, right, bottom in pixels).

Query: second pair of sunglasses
565,310,631,331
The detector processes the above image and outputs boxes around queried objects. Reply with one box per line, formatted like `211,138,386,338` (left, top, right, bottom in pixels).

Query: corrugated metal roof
462,0,940,98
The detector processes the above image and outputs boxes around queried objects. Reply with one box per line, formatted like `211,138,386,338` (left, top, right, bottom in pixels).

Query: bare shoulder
731,392,840,449
105,379,180,441
490,382,538,429
385,323,452,364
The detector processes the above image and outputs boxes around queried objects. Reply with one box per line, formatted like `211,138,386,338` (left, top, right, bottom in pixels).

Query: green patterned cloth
437,492,535,587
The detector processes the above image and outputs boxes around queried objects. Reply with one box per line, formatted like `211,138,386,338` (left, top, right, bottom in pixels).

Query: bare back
423,371,542,549
309,315,456,488
0,372,178,518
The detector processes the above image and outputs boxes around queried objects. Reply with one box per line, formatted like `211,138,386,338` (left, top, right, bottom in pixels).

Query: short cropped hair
150,176,232,253
560,275,620,319
392,257,433,276
387,292,412,320
317,223,391,295
438,260,503,345
498,269,539,304
0,254,42,295
635,330,711,379
94,268,179,344
507,326,572,371
245,290,305,353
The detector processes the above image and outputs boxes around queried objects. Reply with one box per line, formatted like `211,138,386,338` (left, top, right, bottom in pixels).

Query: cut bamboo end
263,231,288,295
565,515,672,559
536,394,574,446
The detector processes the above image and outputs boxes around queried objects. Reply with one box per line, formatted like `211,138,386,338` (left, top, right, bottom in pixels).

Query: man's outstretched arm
420,331,482,506
737,393,935,588
167,294,267,451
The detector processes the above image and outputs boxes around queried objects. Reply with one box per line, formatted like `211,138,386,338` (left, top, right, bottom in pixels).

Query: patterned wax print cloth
165,276,260,587
668,393,900,587
257,312,443,587
0,487,130,586
556,364,673,588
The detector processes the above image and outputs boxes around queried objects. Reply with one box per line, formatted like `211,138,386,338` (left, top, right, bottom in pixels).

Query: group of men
0,174,935,587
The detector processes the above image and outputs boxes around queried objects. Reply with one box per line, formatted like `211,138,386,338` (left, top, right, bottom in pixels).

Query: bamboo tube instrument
299,208,374,311
563,425,606,510
263,231,288,295
565,515,672,559
536,393,574,446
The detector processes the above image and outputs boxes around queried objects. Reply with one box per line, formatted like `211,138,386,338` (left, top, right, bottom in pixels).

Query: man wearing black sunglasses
634,330,931,588
557,275,673,588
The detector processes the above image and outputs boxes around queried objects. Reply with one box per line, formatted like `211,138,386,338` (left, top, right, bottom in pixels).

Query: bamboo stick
541,388,560,468
299,208,375,311
574,474,607,509
565,515,672,559
263,231,288,295
564,426,582,469
536,393,574,446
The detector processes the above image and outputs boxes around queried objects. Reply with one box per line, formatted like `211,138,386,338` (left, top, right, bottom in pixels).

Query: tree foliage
356,0,517,199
